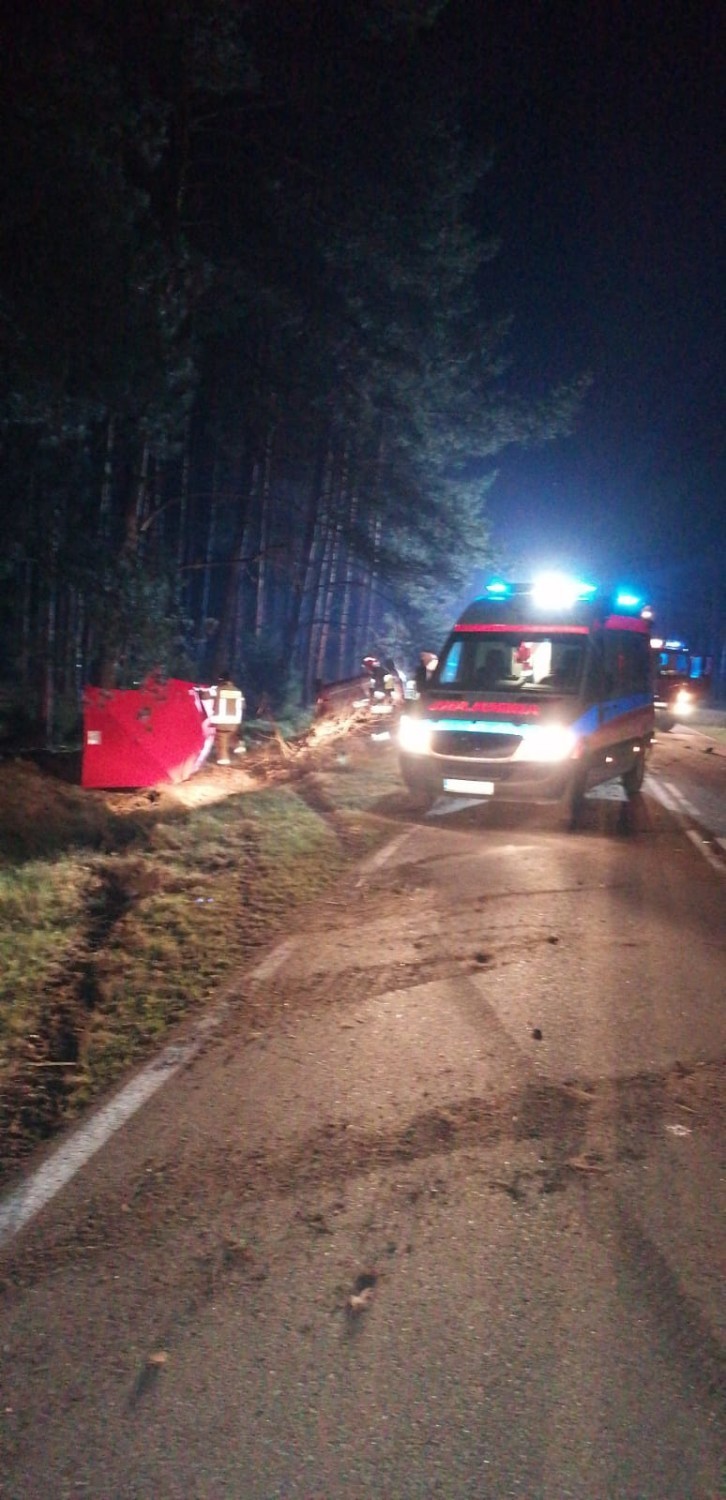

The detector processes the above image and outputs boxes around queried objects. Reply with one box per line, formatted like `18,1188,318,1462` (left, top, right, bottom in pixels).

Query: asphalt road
1,729,724,1499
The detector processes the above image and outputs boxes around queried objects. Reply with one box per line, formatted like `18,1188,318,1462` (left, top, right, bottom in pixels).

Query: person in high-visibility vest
212,678,245,764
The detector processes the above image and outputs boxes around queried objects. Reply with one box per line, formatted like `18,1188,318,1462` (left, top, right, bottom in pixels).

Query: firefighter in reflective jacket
210,678,245,764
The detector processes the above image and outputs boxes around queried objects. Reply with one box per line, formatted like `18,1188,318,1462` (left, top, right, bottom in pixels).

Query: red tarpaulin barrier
81,677,216,789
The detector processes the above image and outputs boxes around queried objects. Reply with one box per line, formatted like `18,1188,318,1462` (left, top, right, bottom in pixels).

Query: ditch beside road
0,717,405,1182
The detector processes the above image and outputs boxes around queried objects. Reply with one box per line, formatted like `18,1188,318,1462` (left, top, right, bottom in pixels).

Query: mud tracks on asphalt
146,1058,724,1218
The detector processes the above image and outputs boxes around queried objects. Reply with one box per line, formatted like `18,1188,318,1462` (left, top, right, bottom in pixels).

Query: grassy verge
0,730,403,1182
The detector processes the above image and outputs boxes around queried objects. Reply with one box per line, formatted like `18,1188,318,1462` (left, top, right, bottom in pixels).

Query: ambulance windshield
436,631,585,696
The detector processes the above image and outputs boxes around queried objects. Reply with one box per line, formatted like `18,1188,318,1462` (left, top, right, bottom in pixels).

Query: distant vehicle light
485,580,511,596
615,591,641,609
513,724,578,763
530,574,595,610
665,639,684,650
398,715,433,755
651,637,664,649
674,688,693,714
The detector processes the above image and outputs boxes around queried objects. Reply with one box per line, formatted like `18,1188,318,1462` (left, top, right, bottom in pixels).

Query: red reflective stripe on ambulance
454,622,589,634
427,700,542,715
603,614,651,633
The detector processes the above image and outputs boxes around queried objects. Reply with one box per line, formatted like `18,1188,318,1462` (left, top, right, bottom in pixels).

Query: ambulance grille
432,730,522,759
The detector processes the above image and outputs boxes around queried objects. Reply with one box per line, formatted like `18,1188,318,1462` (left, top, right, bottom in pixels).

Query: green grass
0,736,404,1177
0,863,91,1047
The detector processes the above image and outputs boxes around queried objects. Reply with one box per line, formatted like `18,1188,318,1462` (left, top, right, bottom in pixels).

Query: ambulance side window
621,633,651,693
439,641,463,684
602,631,651,697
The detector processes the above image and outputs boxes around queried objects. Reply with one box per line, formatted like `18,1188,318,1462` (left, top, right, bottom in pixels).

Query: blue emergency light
480,575,649,617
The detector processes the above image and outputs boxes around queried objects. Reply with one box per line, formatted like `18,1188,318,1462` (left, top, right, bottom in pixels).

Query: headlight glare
514,725,578,763
398,715,433,755
674,689,693,713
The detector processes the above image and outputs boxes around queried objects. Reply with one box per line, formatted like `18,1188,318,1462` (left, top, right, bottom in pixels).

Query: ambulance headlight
398,716,433,755
674,688,693,714
515,725,578,763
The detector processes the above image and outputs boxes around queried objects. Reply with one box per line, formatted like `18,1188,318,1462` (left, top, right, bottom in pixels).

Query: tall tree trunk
73,590,85,708
336,441,356,676
288,425,332,681
178,413,191,574
232,502,255,676
312,521,339,685
40,534,58,747
301,454,337,697
255,422,276,637
361,511,382,655
210,452,254,679
197,458,220,674
359,419,388,660
122,438,150,559
98,414,116,545
19,557,33,692
95,436,150,689
312,428,348,684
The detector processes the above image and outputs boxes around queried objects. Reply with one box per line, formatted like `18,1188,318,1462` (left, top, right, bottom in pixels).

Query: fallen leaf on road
563,1084,595,1104
565,1154,610,1174
348,1287,374,1313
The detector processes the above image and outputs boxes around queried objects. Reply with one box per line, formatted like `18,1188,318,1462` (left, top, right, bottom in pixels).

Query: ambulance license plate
444,778,495,796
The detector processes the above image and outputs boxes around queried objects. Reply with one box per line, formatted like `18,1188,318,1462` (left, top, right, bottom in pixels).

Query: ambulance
398,575,655,820
651,637,698,730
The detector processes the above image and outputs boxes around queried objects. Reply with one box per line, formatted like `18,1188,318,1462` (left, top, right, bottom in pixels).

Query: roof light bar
481,575,650,616
530,574,596,610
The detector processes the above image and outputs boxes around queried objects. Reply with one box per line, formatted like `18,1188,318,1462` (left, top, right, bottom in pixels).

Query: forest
0,0,584,744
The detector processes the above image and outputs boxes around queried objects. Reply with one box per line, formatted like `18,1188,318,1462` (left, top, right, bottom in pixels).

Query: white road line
685,829,726,876
247,937,298,982
355,831,414,886
660,779,702,820
0,1040,196,1248
427,796,473,816
645,777,675,813
648,778,692,816
648,779,725,876
0,940,299,1250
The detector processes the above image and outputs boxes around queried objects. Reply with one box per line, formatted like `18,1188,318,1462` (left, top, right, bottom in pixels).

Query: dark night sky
431,0,725,641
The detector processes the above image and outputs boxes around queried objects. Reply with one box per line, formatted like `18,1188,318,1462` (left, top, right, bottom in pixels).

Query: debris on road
565,1153,610,1174
347,1271,378,1314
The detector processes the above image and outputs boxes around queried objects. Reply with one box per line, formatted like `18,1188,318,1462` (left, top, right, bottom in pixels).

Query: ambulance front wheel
563,766,587,830
622,752,646,798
